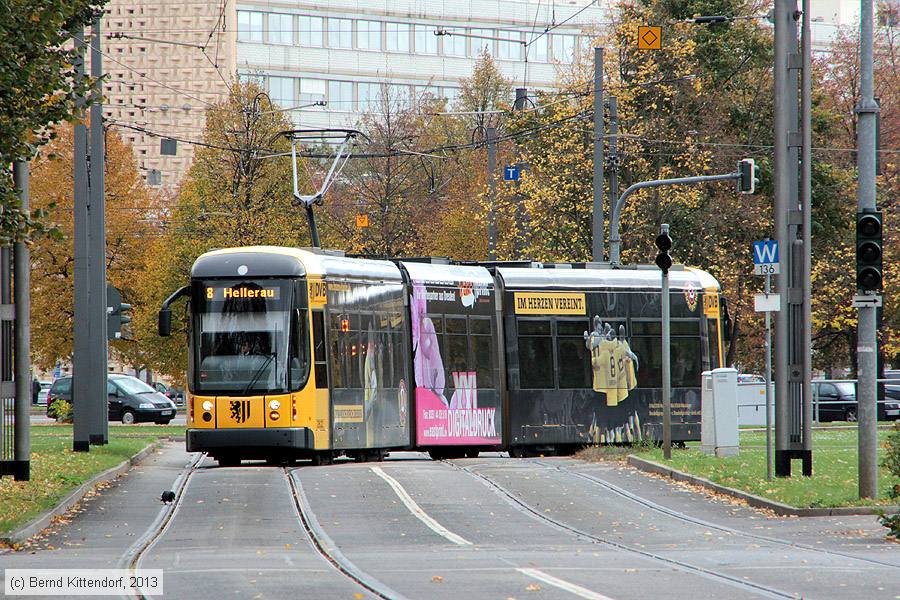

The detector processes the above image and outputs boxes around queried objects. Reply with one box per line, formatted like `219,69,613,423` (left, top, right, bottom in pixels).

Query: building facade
99,0,607,190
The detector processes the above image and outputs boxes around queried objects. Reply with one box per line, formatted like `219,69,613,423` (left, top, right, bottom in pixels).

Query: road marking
517,568,617,600
370,466,472,546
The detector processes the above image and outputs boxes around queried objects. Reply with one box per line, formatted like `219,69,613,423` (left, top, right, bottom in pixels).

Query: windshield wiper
242,353,276,395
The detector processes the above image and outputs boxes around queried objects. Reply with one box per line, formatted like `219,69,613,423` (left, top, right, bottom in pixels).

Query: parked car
883,370,900,420
46,377,72,418
47,374,176,424
812,381,858,422
36,381,52,405
153,381,184,406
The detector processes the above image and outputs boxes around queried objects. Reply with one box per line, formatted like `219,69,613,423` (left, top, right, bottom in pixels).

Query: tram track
446,460,800,600
119,452,205,600
283,467,410,600
532,459,900,572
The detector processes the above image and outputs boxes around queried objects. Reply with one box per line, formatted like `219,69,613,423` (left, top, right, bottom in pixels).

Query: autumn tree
320,86,461,257
29,123,156,368
816,19,900,368
133,81,309,380
0,1,100,242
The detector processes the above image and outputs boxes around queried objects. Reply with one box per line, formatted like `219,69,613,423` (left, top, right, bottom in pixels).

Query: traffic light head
655,225,673,274
737,158,758,194
856,210,883,291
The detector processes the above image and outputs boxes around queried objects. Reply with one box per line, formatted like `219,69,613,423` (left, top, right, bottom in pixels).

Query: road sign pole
487,126,497,261
592,47,604,262
857,0,879,499
765,271,773,481
662,254,671,460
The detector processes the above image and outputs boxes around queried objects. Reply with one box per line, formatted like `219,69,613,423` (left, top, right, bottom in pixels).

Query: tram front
159,247,317,466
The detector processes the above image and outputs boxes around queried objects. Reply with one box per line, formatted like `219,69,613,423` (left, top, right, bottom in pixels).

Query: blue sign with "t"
503,165,520,181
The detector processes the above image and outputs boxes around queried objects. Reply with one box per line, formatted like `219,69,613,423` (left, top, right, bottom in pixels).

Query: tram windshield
193,279,304,394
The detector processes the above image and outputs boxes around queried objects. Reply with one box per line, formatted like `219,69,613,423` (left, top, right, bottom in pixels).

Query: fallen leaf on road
526,583,541,592
431,576,444,583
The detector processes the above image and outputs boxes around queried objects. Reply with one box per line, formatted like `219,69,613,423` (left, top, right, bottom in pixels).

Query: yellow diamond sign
638,26,662,50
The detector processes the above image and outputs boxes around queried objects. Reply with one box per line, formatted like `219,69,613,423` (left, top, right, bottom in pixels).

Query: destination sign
206,286,281,301
513,292,586,315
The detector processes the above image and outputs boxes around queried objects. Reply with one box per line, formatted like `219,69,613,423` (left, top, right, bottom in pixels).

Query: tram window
330,337,345,388
671,321,699,336
672,338,701,387
446,317,467,334
557,319,589,336
312,311,327,388
518,320,550,336
350,331,363,388
470,318,491,335
446,333,468,379
557,337,591,388
519,336,553,389
633,321,661,336
472,335,494,388
631,337,661,388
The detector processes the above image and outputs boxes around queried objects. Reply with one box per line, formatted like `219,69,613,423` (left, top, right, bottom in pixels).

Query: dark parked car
153,381,184,406
884,370,900,420
813,381,858,422
47,374,176,424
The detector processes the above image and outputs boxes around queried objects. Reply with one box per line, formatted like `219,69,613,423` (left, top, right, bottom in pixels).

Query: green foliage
878,511,900,539
882,422,900,498
49,399,72,423
0,0,100,243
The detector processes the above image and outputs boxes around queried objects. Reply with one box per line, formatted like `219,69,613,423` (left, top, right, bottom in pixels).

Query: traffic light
856,210,883,291
655,225,673,274
107,285,133,340
737,158,759,194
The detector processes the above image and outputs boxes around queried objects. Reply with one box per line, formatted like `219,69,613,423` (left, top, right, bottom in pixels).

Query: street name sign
752,240,780,275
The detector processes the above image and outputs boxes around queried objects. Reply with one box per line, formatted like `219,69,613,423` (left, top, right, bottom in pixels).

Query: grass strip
0,424,184,536
628,428,894,508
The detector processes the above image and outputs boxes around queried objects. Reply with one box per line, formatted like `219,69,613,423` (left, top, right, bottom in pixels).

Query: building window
469,28,494,56
239,72,266,88
414,25,438,55
357,82,382,111
388,84,412,108
497,30,522,60
444,28,466,57
268,13,293,45
553,34,576,63
268,76,295,107
386,22,410,52
328,17,352,48
441,87,459,105
527,33,548,62
328,80,352,110
357,20,382,51
299,79,326,104
237,11,263,43
299,16,323,47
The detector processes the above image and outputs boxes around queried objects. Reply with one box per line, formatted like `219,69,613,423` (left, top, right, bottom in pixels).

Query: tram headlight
202,400,213,411
269,411,280,421
269,400,281,410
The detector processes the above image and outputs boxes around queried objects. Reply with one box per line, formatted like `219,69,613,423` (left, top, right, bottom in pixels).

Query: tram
158,246,727,465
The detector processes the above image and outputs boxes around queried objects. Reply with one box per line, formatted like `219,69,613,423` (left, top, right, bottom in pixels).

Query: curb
1,439,173,546
627,454,900,517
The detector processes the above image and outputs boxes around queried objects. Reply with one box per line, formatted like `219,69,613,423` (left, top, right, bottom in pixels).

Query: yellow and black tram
159,246,728,465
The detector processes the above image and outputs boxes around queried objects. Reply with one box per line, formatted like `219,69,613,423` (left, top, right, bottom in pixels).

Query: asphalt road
2,444,898,599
